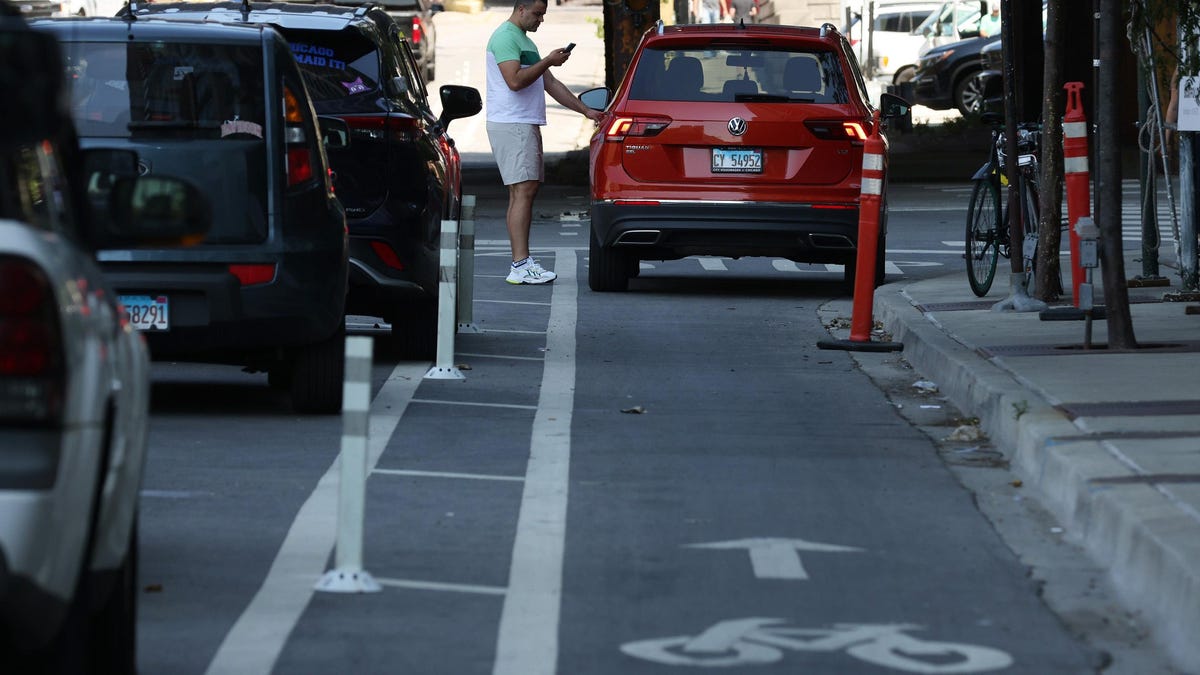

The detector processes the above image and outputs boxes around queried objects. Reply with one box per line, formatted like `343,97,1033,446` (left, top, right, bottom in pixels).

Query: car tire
954,72,985,116
425,63,436,83
893,66,916,85
291,326,345,414
391,301,438,360
588,228,629,292
268,363,294,390
89,518,138,675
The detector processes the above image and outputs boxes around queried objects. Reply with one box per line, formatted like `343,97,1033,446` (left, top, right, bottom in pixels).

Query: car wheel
291,326,345,414
893,66,916,85
89,517,138,674
588,227,629,292
954,72,985,116
425,63,436,83
391,301,438,360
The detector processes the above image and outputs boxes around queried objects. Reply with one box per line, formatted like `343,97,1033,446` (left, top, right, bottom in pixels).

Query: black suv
338,0,440,83
909,34,998,115
122,2,482,356
37,16,351,413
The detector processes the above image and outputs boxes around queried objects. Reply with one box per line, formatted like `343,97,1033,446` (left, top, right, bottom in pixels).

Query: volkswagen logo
727,117,747,136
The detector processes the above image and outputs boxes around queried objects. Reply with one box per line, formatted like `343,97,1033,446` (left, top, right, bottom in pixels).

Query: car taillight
0,257,64,425
805,120,868,141
228,264,277,286
284,85,316,188
604,116,670,142
411,17,423,46
340,114,421,143
369,241,404,270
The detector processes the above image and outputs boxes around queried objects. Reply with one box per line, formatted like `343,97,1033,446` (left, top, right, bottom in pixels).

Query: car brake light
228,264,276,286
411,17,423,45
287,147,314,186
605,116,670,142
369,241,405,270
341,114,421,143
0,257,64,425
805,120,868,141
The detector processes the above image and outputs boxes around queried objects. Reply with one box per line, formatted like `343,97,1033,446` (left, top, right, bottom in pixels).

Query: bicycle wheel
965,178,1001,296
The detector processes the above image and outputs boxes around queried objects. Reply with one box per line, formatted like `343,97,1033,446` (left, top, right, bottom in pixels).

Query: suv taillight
411,17,423,46
0,257,64,425
604,116,670,142
804,119,868,141
340,114,421,143
284,85,316,188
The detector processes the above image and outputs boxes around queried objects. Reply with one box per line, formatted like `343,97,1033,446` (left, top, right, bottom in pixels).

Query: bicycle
620,617,1014,672
965,113,1042,297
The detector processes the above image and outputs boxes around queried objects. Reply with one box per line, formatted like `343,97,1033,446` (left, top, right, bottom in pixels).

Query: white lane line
698,257,728,271
493,249,577,675
203,363,426,675
377,577,507,596
373,469,525,482
410,398,538,411
457,352,546,362
476,299,553,306
480,328,548,335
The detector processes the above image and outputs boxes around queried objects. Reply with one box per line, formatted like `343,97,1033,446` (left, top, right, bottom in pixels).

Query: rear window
62,41,266,139
628,47,850,104
282,30,382,104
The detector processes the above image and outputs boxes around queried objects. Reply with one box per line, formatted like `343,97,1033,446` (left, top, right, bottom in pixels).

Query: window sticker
221,116,264,138
342,76,369,95
290,42,347,70
173,66,194,80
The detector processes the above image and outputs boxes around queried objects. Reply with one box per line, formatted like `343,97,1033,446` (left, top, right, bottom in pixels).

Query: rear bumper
590,200,865,264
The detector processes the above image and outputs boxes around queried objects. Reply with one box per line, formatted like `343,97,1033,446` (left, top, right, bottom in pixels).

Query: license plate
712,147,762,173
120,295,169,331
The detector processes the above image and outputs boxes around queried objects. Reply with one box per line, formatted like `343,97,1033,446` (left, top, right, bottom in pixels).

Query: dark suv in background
37,16,350,413
123,2,481,357
341,0,440,83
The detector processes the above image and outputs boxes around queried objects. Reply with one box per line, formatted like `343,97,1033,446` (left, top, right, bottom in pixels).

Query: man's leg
507,179,541,262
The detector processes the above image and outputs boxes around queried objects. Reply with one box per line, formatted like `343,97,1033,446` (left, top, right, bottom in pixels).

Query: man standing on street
486,0,604,285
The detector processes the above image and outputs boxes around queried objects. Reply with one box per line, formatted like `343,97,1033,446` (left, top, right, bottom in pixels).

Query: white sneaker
506,261,556,284
527,258,557,280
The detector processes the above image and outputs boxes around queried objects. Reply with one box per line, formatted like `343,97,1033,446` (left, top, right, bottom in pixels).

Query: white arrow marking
686,538,862,580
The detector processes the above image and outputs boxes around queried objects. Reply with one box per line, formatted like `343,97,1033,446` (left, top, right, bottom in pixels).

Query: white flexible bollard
315,335,381,593
425,220,465,379
457,195,480,334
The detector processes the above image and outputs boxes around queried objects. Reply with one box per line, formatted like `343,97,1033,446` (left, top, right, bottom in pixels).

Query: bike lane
558,270,1096,673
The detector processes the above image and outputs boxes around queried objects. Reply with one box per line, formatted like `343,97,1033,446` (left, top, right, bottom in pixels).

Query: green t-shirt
486,21,546,124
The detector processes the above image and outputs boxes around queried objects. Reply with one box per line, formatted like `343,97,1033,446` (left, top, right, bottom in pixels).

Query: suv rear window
628,47,850,104
283,30,382,103
63,42,266,139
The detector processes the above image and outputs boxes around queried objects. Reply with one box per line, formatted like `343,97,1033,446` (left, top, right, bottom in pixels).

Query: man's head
510,0,548,32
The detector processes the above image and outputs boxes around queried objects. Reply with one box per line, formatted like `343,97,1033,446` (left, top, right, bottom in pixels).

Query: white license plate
120,295,169,331
712,147,762,173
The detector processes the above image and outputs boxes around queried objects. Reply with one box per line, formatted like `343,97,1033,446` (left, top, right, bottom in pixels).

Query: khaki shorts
486,121,544,185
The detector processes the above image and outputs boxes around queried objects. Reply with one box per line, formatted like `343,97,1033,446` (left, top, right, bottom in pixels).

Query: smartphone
565,42,576,52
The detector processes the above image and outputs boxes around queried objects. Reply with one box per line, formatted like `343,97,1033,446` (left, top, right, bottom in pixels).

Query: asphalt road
132,177,1185,674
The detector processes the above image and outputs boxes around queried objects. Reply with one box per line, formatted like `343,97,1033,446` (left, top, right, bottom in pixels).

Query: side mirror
879,92,910,120
580,87,611,111
318,116,350,149
437,84,482,129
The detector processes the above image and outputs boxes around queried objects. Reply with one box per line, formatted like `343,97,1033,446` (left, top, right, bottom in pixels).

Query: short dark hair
514,0,546,9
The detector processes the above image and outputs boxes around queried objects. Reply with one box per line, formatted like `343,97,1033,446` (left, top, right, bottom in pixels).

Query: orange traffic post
1062,81,1090,306
818,110,902,353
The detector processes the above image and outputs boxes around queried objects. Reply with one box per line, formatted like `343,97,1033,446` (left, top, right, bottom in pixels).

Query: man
691,0,725,23
486,0,603,284
978,3,1001,38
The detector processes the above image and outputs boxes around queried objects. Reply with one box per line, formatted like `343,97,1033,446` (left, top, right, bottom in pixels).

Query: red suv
582,22,909,292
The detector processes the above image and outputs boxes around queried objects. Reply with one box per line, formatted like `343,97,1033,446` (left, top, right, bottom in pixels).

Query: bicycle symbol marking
620,618,1014,673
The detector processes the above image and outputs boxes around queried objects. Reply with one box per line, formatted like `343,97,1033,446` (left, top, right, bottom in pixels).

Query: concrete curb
874,282,1200,670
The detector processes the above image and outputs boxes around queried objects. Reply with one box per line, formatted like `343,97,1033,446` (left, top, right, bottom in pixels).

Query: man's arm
543,69,604,121
498,48,571,92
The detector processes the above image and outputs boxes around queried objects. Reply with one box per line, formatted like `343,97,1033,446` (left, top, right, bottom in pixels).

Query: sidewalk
830,262,1200,671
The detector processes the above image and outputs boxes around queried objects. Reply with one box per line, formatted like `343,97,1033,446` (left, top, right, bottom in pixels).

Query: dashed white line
373,469,525,482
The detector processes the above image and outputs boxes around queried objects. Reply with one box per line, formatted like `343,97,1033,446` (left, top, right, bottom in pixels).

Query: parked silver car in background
0,10,207,671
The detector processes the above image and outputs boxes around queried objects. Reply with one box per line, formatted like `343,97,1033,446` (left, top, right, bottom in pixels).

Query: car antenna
819,22,835,38
738,18,744,28
124,0,137,20
241,0,250,22
656,19,663,35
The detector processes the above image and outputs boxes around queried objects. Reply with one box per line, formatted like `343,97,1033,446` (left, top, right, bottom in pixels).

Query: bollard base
991,272,1048,313
315,568,382,594
817,338,903,352
424,365,466,380
457,322,482,334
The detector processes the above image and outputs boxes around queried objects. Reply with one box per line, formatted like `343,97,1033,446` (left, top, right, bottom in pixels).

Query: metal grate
1089,474,1200,485
980,341,1200,357
916,301,996,312
1056,400,1200,419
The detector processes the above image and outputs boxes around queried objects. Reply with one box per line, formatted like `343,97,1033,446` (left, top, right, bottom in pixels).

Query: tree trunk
1036,0,1065,301
1001,0,1023,273
1097,0,1137,347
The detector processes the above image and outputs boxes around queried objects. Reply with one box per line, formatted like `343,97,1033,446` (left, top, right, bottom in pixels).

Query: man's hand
547,47,571,67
